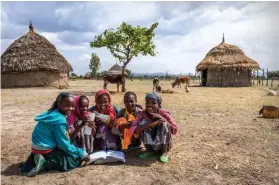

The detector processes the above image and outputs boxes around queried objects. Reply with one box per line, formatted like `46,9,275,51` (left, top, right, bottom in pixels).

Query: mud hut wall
206,69,251,87
1,71,69,88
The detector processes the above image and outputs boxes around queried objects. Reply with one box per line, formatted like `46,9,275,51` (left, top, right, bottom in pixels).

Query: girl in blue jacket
20,92,89,177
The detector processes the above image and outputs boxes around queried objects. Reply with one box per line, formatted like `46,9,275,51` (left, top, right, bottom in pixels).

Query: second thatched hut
196,35,260,87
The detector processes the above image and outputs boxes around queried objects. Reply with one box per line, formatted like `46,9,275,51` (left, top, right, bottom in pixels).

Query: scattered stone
215,164,219,170
267,90,277,96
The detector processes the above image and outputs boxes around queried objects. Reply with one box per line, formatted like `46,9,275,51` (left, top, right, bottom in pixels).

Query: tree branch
128,54,135,62
125,41,134,51
113,47,127,55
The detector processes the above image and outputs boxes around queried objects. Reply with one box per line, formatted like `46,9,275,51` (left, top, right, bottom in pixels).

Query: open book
86,150,126,165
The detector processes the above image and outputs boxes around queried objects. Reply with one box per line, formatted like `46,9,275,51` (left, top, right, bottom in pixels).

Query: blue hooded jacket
32,110,87,159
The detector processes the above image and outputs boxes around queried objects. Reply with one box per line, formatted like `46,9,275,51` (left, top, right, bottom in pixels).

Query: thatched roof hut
106,64,127,78
84,72,92,79
107,64,123,76
196,34,260,87
1,22,73,88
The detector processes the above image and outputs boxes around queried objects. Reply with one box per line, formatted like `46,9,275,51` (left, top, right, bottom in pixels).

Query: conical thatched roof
1,22,72,74
107,63,127,76
84,72,92,78
196,35,260,71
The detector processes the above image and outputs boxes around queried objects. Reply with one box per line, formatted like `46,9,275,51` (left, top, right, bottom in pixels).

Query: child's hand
84,155,91,162
120,122,132,129
148,120,161,128
87,120,95,128
81,116,89,126
91,126,96,136
150,113,166,122
87,121,96,135
95,117,110,126
94,117,102,125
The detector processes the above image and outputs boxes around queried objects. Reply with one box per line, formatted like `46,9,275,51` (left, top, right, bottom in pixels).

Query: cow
153,78,161,93
103,75,126,92
172,76,190,92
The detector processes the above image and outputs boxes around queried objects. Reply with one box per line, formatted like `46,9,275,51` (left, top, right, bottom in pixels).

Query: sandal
138,152,157,159
27,154,46,177
122,145,144,153
159,155,169,163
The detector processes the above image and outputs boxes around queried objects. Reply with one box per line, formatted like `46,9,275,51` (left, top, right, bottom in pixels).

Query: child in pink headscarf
67,95,96,154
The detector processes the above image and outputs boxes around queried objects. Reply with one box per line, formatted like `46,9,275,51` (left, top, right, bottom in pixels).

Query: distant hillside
133,72,167,77
133,72,195,77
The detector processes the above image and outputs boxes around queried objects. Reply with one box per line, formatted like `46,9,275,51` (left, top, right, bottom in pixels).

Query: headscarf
145,92,162,108
94,89,116,125
67,96,88,128
49,92,75,112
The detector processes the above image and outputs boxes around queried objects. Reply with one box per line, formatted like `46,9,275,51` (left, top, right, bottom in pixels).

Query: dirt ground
1,79,279,185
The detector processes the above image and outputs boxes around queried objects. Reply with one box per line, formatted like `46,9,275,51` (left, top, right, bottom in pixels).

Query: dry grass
1,79,279,185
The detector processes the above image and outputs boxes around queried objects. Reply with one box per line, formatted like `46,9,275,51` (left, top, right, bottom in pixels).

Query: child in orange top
113,92,143,150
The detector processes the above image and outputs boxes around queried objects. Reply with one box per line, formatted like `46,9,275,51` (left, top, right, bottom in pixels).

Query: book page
86,150,107,165
106,150,126,162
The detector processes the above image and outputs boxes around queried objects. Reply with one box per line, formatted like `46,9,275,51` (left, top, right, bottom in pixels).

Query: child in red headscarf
89,89,121,150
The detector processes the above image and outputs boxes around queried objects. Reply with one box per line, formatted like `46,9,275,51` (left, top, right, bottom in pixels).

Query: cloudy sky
1,1,279,75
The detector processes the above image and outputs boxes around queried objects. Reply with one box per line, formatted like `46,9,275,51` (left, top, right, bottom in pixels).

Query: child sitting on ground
19,92,89,177
129,92,178,163
67,95,96,154
89,89,121,151
112,91,143,151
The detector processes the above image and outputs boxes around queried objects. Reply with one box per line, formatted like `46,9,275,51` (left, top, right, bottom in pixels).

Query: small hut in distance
196,34,260,87
84,72,92,79
1,22,72,88
103,63,127,92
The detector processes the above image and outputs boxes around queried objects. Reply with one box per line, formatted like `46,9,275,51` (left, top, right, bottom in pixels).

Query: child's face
124,94,136,113
97,94,110,113
145,98,159,113
59,97,75,116
79,99,89,116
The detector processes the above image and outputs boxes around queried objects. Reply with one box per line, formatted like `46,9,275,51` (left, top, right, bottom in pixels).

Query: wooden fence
252,68,279,87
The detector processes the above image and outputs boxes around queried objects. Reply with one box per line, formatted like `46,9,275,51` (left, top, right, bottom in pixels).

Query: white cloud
1,10,8,22
94,2,159,32
79,54,91,60
1,2,279,76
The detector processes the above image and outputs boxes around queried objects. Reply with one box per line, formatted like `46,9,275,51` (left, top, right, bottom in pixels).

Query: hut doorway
202,69,208,86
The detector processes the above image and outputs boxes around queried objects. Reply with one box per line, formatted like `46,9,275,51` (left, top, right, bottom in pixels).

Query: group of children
19,89,178,177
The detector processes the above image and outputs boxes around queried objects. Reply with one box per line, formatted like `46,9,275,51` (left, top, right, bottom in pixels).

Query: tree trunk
121,63,128,92
92,70,96,78
121,70,126,92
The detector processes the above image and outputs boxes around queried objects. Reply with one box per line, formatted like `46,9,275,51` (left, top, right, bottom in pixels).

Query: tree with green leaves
89,53,101,78
125,69,135,81
97,70,108,78
71,72,78,77
125,69,131,78
90,22,158,92
268,70,279,78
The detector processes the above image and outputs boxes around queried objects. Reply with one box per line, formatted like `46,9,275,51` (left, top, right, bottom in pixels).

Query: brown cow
103,75,126,92
172,76,190,92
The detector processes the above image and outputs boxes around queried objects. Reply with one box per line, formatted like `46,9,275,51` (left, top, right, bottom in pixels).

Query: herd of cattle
102,74,191,93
